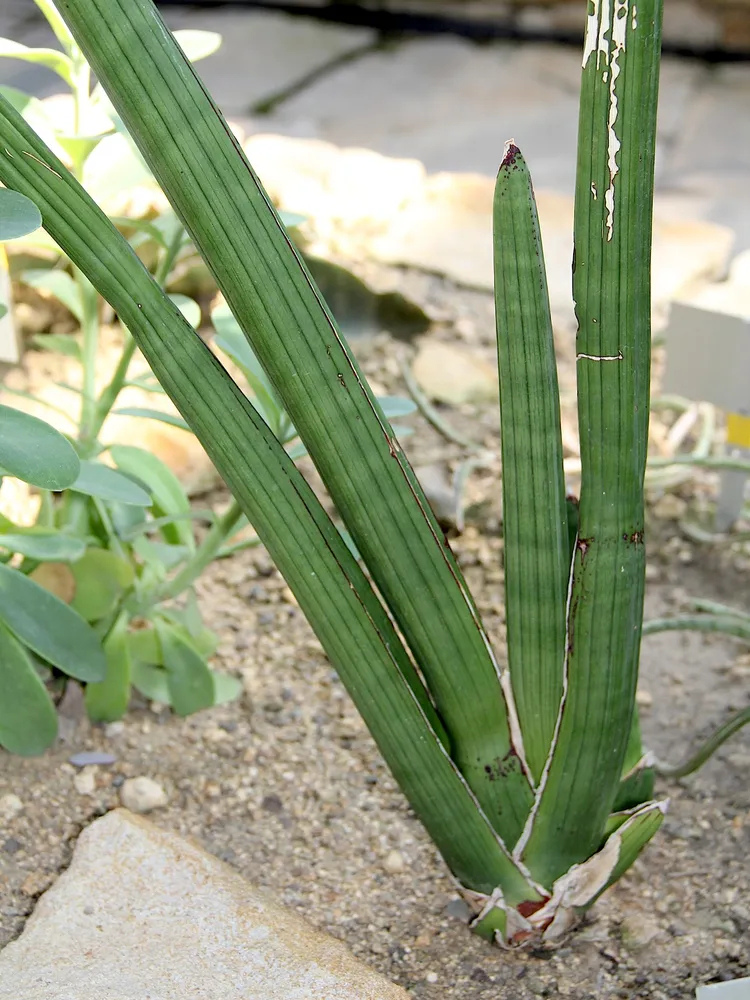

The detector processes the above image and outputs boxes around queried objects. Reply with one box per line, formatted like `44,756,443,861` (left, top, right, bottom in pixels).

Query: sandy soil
0,270,748,998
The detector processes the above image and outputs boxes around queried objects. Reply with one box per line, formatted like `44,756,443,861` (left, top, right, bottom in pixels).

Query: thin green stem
656,706,750,778
159,499,244,601
649,455,750,474
399,357,483,452
89,222,186,445
642,614,750,641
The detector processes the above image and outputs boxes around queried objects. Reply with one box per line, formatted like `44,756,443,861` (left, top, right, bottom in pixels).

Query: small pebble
73,767,97,796
636,688,653,708
69,751,117,768
414,933,432,948
383,849,405,874
425,971,439,984
119,776,169,813
0,793,23,822
104,721,125,738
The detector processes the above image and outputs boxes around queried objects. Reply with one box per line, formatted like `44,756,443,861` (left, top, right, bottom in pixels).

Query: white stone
73,767,97,797
0,793,23,822
412,341,498,406
0,809,407,1000
161,9,373,116
119,776,169,813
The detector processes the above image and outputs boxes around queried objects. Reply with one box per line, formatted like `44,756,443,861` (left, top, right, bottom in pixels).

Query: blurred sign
0,246,21,365
663,301,750,531
697,976,750,999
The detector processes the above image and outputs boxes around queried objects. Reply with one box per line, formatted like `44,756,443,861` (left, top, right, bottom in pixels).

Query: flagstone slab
0,809,408,1000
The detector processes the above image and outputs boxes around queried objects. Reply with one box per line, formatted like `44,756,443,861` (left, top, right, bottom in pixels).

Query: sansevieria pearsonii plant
0,0,664,945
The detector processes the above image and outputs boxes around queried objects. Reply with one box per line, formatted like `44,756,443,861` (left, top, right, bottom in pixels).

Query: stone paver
263,38,707,195
0,4,747,258
0,809,408,1000
161,8,374,116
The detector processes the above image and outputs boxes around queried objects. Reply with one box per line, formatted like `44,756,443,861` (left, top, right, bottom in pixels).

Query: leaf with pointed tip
493,144,569,783
53,0,534,843
519,0,662,887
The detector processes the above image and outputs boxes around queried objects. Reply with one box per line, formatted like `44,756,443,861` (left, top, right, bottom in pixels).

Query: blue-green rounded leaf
0,530,86,562
71,459,151,506
69,548,134,622
0,562,106,682
0,404,80,489
0,188,42,240
377,396,417,419
0,622,58,755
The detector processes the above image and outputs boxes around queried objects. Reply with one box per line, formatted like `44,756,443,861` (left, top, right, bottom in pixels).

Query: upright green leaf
0,621,58,755
0,404,80,489
0,562,106,681
0,92,538,900
109,445,194,550
50,0,533,841
85,612,131,721
155,618,214,716
519,0,662,887
493,144,569,783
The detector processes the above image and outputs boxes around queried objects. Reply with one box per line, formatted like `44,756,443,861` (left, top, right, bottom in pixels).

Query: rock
246,133,426,252
415,464,456,528
0,793,23,823
19,870,55,898
0,809,407,1000
412,342,498,405
119,777,169,814
425,971,439,984
621,914,666,951
636,689,654,709
674,248,750,319
383,849,406,874
73,767,98,797
162,9,373,117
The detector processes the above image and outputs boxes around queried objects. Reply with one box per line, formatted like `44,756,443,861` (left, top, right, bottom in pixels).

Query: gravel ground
0,270,748,997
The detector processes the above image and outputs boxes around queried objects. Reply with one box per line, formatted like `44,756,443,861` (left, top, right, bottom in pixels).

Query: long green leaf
519,0,662,886
51,0,533,842
0,621,58,755
493,145,569,783
0,91,538,900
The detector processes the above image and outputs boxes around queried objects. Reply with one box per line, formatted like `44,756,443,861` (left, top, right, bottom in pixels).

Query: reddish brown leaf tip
500,141,522,170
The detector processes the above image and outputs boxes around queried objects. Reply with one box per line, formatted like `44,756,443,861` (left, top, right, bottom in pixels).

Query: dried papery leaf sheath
519,0,662,886
52,0,534,842
0,89,541,905
493,143,570,784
